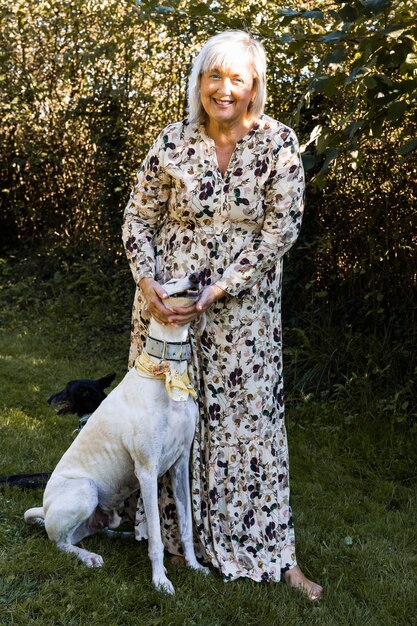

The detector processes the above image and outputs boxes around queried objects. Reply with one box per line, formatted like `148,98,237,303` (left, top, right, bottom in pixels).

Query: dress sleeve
215,129,305,297
122,130,172,285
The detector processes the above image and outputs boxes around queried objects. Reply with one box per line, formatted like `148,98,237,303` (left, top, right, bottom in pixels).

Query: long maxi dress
122,114,305,582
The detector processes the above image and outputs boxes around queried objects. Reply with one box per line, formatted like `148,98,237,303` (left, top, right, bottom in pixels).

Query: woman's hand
196,284,225,313
139,277,174,325
166,284,226,326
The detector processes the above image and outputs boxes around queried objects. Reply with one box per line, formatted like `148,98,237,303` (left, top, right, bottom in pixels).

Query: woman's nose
217,78,232,94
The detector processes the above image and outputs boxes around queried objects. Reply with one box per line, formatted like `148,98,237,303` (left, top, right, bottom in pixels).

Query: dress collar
197,117,261,147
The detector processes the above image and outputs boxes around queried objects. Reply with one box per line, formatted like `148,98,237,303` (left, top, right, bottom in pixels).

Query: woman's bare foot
283,565,323,602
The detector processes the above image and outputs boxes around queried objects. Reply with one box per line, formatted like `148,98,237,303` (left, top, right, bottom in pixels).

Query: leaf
338,5,360,21
280,15,298,27
302,10,324,19
363,75,377,89
309,125,323,144
189,3,210,16
369,120,383,138
301,153,318,171
287,39,307,54
347,67,368,83
343,119,364,137
277,8,299,17
398,138,417,156
316,131,331,155
321,147,338,172
280,33,295,44
361,0,392,15
310,75,341,98
385,27,407,40
155,5,175,14
323,48,347,66
404,53,417,66
385,100,408,122
311,171,327,190
319,31,347,43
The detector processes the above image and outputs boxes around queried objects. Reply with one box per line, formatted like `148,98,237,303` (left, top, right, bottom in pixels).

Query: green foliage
283,0,417,175
0,0,415,371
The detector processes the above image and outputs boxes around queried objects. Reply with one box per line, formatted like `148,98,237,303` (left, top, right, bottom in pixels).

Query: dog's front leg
137,471,175,595
169,454,209,576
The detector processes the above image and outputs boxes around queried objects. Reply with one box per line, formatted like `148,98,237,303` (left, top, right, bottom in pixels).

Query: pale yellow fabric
135,350,197,402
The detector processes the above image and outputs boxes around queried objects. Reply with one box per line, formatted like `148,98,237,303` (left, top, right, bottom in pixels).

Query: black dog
48,373,116,431
0,373,116,489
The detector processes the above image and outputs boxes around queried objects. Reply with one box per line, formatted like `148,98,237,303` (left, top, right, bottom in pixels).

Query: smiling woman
200,64,254,126
187,30,267,127
122,30,322,601
199,62,256,175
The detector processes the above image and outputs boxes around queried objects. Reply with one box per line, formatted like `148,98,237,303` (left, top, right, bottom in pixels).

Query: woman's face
199,58,256,128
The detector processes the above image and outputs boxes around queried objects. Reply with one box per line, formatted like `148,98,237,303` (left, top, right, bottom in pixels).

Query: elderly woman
122,30,322,601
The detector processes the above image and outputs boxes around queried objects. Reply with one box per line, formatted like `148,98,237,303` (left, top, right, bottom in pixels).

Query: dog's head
162,273,206,332
141,273,206,332
162,273,201,306
48,372,116,417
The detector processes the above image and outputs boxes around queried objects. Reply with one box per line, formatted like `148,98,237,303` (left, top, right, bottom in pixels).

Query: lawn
0,265,416,626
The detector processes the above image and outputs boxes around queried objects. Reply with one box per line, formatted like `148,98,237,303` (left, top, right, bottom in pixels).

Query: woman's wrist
138,276,155,289
210,283,226,302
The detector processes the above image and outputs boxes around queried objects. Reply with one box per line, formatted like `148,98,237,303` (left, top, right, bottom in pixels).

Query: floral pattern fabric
122,115,304,582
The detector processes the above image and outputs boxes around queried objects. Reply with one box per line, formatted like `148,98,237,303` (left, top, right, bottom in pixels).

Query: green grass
0,261,416,625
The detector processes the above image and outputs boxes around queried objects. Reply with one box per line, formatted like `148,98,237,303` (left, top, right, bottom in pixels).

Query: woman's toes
284,565,323,602
308,582,323,602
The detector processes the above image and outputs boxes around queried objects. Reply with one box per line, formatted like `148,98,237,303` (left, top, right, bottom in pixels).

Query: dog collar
145,336,191,362
72,413,92,436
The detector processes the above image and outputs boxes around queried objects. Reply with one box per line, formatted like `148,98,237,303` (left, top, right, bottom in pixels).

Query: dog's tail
24,507,45,525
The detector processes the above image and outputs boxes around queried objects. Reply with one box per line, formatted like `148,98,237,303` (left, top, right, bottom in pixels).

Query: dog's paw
187,561,210,576
153,575,175,595
83,553,104,568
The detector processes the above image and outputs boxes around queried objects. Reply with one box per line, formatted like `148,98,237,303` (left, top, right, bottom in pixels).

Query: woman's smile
213,98,234,106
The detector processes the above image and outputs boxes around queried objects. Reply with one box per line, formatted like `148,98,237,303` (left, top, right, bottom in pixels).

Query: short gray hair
187,30,267,125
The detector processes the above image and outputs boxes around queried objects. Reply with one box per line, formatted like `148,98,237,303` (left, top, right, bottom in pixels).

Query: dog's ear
97,373,116,390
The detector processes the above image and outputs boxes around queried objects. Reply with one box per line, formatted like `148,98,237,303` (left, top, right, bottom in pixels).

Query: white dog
24,274,208,594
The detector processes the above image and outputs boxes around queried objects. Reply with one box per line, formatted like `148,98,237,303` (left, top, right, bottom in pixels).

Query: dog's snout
189,273,200,285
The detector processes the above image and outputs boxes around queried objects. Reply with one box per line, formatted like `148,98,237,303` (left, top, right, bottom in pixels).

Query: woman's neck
205,116,254,147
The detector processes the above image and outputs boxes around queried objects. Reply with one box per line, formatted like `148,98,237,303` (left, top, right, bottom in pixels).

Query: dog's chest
156,400,197,475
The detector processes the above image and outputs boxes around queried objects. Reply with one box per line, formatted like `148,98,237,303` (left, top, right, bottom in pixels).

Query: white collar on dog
145,336,191,362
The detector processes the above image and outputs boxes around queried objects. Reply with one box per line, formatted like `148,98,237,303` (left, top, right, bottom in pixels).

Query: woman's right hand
139,277,173,325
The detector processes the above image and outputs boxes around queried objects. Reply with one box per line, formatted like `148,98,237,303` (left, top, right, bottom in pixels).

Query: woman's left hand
167,284,225,325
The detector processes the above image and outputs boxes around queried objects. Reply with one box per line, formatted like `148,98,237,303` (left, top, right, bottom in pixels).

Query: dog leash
135,350,197,402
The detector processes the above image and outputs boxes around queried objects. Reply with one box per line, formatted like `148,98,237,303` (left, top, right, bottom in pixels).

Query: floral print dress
122,115,305,582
